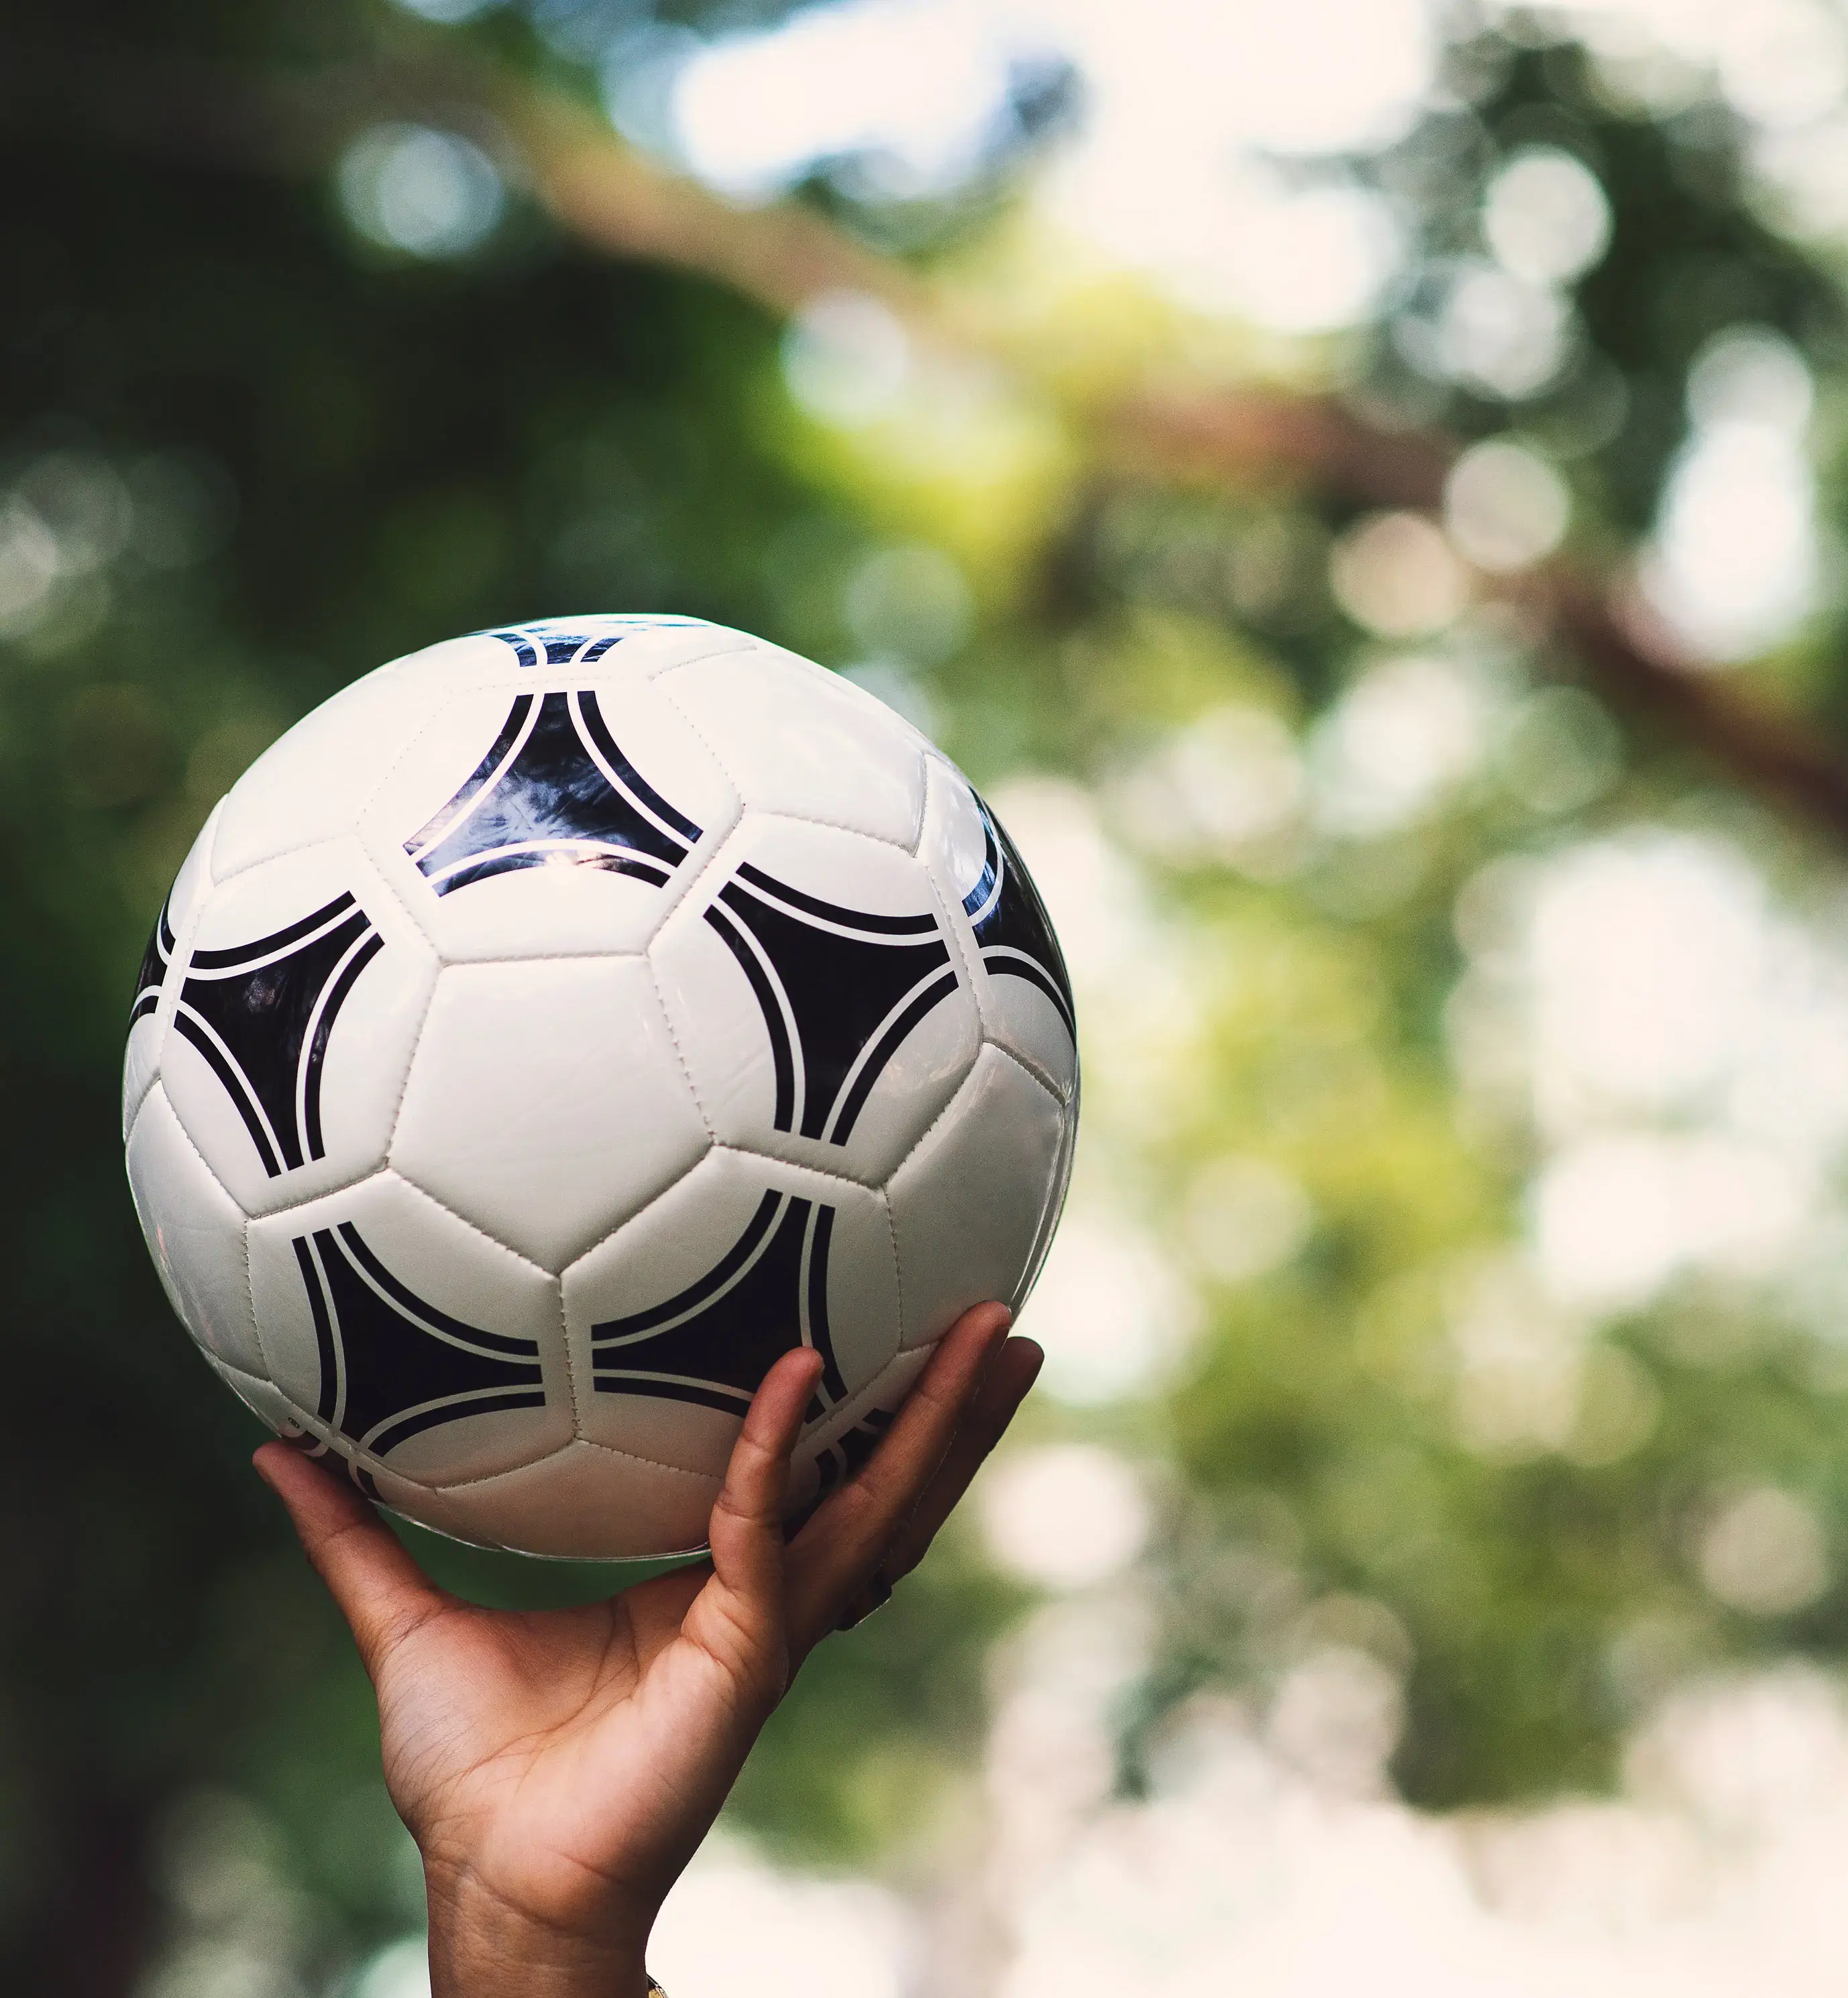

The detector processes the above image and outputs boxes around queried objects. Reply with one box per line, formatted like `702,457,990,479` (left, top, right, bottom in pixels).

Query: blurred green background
16,0,1848,1989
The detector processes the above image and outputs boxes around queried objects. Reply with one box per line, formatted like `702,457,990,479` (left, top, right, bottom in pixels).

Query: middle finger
783,1302,1010,1650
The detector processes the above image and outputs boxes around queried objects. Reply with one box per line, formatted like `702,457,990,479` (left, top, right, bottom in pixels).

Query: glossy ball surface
123,616,1077,1557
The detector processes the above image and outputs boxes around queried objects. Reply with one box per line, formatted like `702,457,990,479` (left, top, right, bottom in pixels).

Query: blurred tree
15,0,1848,1990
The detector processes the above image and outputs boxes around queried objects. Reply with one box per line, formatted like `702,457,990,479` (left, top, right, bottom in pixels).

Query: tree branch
25,28,1848,844
1105,384,1848,845
489,96,1848,847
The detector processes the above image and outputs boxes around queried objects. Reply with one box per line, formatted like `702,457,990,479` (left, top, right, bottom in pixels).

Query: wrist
425,1863,655,1998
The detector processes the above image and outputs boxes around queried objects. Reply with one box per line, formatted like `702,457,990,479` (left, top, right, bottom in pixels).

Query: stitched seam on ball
645,950,717,1146
376,955,441,1192
375,1168,557,1278
987,1040,1061,1103
710,1140,893,1198
884,1048,987,1185
914,757,945,865
924,840,984,1007
878,1186,908,1351
986,1031,1068,1105
621,698,761,950
555,1274,584,1444
152,1084,274,1381
630,636,757,683
655,660,922,854
577,1435,725,1482
123,1072,161,1156
237,1153,390,1225
435,1435,721,1491
207,679,502,890
347,672,516,860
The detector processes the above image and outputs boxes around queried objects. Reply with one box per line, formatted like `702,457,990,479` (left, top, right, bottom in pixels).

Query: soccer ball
123,616,1078,1558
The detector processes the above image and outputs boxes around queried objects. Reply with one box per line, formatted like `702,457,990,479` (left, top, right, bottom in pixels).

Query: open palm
256,1305,1038,1998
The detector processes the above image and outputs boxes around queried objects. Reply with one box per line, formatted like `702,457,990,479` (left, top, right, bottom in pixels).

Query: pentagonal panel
787,1343,930,1517
358,675,741,962
125,1083,265,1376
392,956,710,1272
123,801,223,1139
887,1045,1070,1351
657,642,928,848
427,1439,723,1559
161,838,438,1218
918,757,1077,1103
247,1170,569,1486
651,815,981,1185
211,665,467,880
563,1147,900,1478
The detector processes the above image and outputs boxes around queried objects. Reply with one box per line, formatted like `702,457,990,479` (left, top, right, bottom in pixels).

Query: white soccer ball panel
917,765,1077,1103
125,1085,266,1377
431,1439,722,1558
787,1343,930,1514
198,1347,306,1437
576,1390,745,1489
651,814,981,1184
123,801,224,1139
376,631,517,682
563,1146,900,1474
358,676,741,962
983,976,1078,1105
657,644,928,848
211,665,482,880
888,1045,1071,1351
391,956,711,1272
246,1170,571,1485
162,838,438,1219
919,755,991,905
1015,1076,1079,1313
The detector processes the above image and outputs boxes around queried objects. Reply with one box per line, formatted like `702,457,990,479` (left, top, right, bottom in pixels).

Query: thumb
255,1442,452,1677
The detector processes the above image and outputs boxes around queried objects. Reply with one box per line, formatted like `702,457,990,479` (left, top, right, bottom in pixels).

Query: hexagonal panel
651,814,981,1184
887,1044,1071,1350
425,1439,723,1559
656,641,928,848
123,799,223,1140
125,1083,265,1376
391,956,710,1272
358,674,741,962
563,1146,900,1476
211,663,476,881
248,1170,570,1486
917,757,1077,1104
161,838,438,1218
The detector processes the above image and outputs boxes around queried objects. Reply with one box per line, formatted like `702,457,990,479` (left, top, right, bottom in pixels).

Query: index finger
783,1302,1010,1652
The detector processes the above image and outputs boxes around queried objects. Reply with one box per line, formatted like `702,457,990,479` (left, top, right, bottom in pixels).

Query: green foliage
17,0,1848,1988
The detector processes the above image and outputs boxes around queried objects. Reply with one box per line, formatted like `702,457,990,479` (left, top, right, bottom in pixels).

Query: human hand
255,1304,1040,1998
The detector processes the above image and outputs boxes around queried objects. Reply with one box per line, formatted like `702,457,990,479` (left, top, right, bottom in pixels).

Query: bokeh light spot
337,124,506,259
